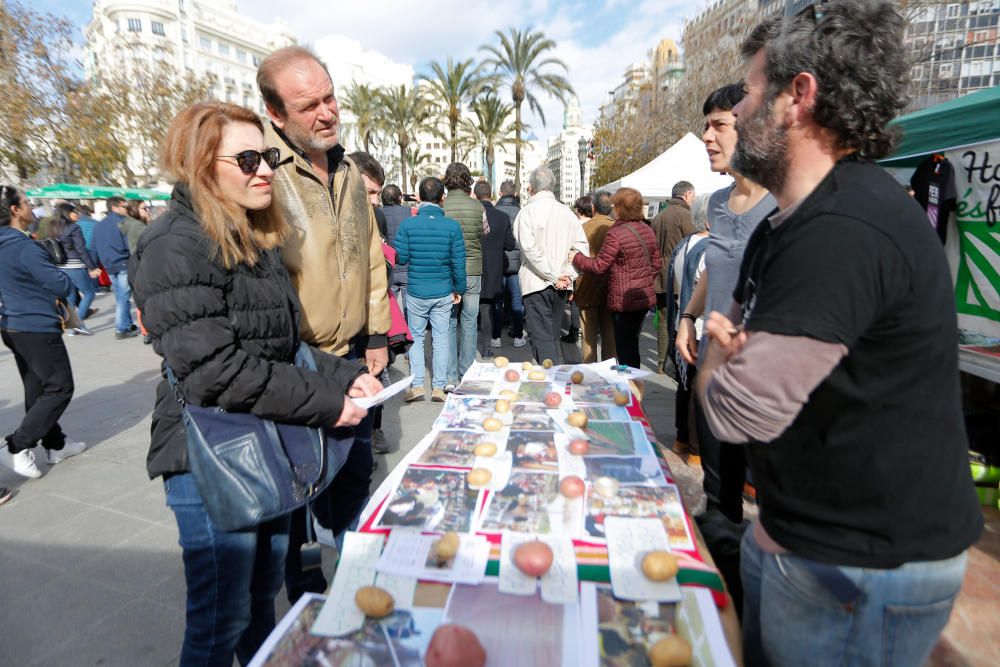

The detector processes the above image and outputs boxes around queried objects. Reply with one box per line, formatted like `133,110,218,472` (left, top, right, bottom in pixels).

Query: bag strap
622,222,653,270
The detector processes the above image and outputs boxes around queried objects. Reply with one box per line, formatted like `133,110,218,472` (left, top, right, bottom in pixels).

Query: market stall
250,360,739,667
880,86,1000,381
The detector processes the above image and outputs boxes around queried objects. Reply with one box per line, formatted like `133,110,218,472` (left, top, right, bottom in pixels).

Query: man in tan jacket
258,46,391,602
650,181,694,373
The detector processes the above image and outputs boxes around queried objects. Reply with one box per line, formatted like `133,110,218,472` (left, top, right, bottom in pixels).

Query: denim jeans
448,275,481,383
165,472,290,667
390,283,407,322
407,294,453,389
110,270,134,333
505,274,524,337
63,267,97,321
740,526,967,667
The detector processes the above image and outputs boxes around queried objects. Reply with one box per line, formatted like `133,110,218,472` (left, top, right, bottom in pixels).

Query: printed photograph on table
578,421,654,457
579,405,631,422
593,584,678,667
375,467,481,533
509,430,559,472
571,382,632,406
416,430,507,468
516,381,555,404
253,594,435,666
480,471,575,534
583,456,665,487
454,379,495,396
585,484,694,550
434,396,502,430
511,403,558,430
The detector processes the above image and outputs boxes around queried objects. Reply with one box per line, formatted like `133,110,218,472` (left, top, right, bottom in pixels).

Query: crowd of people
0,1,985,665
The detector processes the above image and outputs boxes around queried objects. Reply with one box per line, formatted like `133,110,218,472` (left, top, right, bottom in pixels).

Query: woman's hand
334,397,368,427
676,317,699,365
348,373,383,398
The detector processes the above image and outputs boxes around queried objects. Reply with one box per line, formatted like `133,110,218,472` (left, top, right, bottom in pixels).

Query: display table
959,345,1000,384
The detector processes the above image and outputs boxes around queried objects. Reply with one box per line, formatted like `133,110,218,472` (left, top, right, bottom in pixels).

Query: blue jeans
407,294,453,389
740,526,967,667
110,270,134,333
505,274,524,337
165,473,290,667
63,268,97,321
448,275,481,383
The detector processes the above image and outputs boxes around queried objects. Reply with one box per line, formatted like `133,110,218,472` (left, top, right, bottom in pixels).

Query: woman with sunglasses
49,202,102,334
130,102,381,667
0,185,86,479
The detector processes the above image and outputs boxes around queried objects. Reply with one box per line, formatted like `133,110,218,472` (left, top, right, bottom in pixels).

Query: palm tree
461,93,521,185
421,57,487,164
404,147,432,193
378,85,436,193
480,28,574,192
341,82,382,153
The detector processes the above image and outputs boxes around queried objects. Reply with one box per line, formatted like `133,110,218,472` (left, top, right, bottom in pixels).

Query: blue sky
30,0,702,139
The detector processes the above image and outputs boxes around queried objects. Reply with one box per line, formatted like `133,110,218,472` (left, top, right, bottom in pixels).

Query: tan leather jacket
266,124,390,356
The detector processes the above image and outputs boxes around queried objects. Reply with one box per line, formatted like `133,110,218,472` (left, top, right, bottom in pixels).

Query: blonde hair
160,102,288,268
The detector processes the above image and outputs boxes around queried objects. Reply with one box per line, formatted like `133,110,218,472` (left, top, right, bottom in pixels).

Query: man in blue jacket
93,196,137,338
1,184,87,479
393,177,466,403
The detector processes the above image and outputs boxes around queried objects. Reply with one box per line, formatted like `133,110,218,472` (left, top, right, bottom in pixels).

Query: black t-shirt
910,155,957,245
734,157,982,568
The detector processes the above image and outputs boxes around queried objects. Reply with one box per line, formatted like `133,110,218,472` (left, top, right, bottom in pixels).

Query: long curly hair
742,0,910,160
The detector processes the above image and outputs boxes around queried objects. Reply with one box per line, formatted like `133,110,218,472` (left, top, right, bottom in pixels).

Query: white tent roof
597,132,733,199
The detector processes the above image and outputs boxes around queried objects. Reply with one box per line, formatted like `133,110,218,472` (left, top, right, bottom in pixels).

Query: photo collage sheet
370,361,694,552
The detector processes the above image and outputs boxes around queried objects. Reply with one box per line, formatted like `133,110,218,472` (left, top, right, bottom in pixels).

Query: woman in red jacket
570,187,662,368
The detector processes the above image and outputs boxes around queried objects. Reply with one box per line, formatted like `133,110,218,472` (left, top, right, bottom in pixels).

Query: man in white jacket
513,167,590,364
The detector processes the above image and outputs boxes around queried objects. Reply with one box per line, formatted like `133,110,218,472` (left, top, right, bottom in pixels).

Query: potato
542,358,554,369
493,356,509,368
354,586,394,618
544,391,563,408
499,389,519,400
503,369,520,382
642,551,679,582
521,361,534,370
513,540,554,577
482,417,503,432
426,624,487,667
570,370,585,384
528,370,547,381
467,468,492,487
613,391,630,406
566,411,588,428
648,635,692,667
559,475,586,499
434,532,461,561
473,442,498,457
494,398,511,413
568,438,590,455
594,476,619,498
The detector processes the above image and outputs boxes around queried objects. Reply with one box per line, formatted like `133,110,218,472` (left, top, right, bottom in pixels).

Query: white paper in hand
351,374,414,410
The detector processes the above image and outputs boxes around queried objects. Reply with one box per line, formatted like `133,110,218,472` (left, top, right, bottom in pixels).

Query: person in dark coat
49,202,102,333
381,184,414,310
0,185,87,480
571,187,663,369
650,181,695,372
93,196,137,338
129,102,381,667
474,180,516,352
494,180,525,346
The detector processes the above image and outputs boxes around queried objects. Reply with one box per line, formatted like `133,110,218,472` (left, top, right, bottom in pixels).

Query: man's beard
732,97,789,193
283,120,339,155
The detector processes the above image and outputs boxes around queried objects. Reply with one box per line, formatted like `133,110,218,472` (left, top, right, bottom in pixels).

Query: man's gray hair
691,194,710,233
672,180,695,198
529,166,556,193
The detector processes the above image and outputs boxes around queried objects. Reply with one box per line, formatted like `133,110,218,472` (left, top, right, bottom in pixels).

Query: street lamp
577,136,588,199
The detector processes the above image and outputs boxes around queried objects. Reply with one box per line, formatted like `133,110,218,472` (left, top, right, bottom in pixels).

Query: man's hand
676,318,698,364
700,312,747,371
554,275,571,290
451,292,462,305
365,346,388,376
348,373,383,398
334,396,368,427
88,269,102,279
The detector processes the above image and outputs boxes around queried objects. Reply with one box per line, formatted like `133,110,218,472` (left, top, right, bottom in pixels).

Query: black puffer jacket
130,184,366,479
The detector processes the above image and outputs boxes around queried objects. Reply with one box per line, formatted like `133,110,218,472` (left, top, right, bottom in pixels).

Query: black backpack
38,237,67,265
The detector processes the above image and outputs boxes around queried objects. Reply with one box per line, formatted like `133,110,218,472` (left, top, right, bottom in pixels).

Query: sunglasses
217,148,281,175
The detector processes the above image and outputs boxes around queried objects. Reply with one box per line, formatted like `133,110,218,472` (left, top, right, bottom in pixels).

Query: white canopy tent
596,132,733,207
